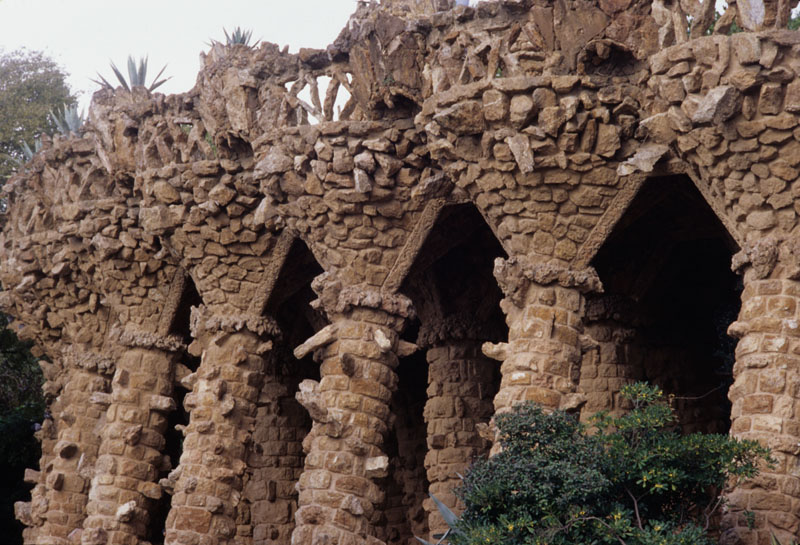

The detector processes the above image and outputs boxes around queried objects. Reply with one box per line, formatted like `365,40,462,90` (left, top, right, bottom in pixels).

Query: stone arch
397,201,507,541
581,174,741,433
246,236,325,545
574,164,744,270
146,272,203,544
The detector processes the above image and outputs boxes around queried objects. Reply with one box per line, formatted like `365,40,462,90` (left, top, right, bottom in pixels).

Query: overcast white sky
0,0,361,112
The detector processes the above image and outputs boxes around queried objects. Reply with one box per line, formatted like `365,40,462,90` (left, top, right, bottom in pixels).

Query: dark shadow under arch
249,237,324,545
586,175,741,433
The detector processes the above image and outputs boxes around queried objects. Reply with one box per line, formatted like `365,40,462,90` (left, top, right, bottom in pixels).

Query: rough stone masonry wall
7,0,800,544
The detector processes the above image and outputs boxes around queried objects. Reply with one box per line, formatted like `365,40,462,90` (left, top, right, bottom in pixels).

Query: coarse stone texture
723,264,800,545
486,257,601,429
164,309,277,545
245,348,315,545
8,0,800,543
31,349,113,545
81,342,178,545
422,342,494,540
292,281,413,545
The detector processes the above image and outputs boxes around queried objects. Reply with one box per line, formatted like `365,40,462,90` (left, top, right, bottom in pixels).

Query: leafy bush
436,383,771,545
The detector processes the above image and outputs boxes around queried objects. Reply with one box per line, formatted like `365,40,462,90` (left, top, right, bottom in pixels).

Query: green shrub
439,383,771,545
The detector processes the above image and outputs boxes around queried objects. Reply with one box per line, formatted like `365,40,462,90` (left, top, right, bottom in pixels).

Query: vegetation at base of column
420,383,772,545
0,313,43,545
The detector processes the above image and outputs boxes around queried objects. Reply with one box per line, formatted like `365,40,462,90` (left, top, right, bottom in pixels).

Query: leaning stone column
163,307,278,545
14,345,114,545
419,316,496,541
723,246,800,544
80,328,184,545
291,274,415,545
484,258,602,423
23,347,114,545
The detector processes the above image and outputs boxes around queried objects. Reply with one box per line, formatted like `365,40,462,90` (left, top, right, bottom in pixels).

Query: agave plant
223,26,255,46
93,55,169,92
49,104,85,136
7,137,44,167
416,494,463,545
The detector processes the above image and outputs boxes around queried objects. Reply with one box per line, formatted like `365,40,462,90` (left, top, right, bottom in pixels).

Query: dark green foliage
0,49,75,187
0,313,43,545
448,383,772,545
0,313,43,413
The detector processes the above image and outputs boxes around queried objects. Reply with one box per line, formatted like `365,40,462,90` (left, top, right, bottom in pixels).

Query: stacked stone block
29,349,113,545
292,280,414,545
245,358,312,545
485,257,602,420
725,263,800,544
579,295,641,419
422,341,494,539
164,309,277,545
81,339,180,545
7,1,800,543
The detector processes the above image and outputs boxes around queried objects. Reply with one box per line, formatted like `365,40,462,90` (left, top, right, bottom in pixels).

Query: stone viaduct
3,0,800,543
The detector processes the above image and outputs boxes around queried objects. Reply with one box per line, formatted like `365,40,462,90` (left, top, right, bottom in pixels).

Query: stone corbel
731,238,779,280
493,256,603,307
730,237,800,281
293,323,338,360
310,271,416,320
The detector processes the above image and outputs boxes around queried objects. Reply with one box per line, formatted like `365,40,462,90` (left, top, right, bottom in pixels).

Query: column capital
310,271,416,322
113,325,187,353
189,304,281,340
61,345,116,376
493,256,603,307
732,237,800,281
731,238,780,280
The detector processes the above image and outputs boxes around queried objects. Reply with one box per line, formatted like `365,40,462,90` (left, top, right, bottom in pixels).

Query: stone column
484,257,602,422
246,352,311,545
291,275,415,545
80,329,184,545
163,307,278,545
21,347,114,545
723,249,800,544
419,316,496,540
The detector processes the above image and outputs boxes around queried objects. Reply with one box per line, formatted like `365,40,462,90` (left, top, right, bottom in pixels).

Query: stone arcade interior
4,0,800,544
585,174,741,434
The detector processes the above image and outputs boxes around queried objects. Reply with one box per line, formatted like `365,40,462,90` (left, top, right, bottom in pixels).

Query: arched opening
393,202,506,541
150,274,202,544
245,238,324,545
585,175,740,434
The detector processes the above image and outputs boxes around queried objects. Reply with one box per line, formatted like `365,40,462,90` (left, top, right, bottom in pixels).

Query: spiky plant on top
93,56,169,92
223,27,255,47
5,137,44,168
20,138,42,162
49,104,85,136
